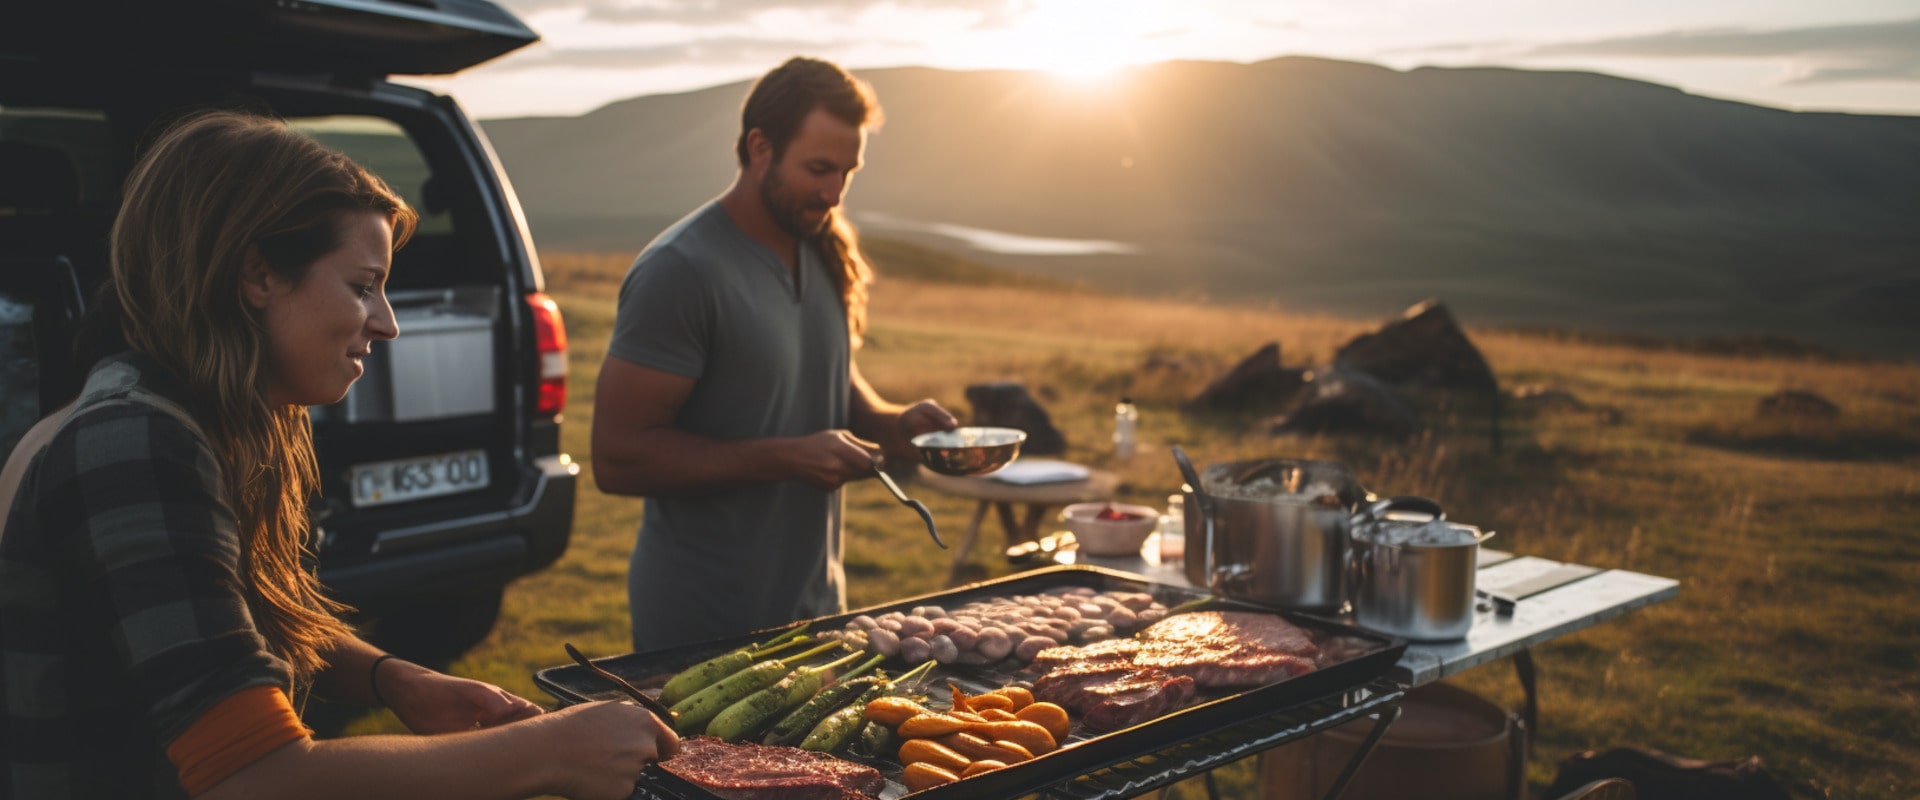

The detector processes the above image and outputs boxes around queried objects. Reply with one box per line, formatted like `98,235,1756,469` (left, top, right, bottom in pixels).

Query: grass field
339,248,1919,799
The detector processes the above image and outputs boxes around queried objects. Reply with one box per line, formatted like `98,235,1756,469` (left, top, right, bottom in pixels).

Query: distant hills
480,57,1920,356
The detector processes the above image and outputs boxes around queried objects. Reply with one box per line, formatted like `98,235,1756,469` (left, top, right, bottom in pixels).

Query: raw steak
660,736,886,800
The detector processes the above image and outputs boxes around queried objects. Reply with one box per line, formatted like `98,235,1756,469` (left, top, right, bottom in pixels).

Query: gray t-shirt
609,201,851,651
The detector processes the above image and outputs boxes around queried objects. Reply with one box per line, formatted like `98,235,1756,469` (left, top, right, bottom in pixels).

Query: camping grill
1038,680,1401,800
537,566,1409,800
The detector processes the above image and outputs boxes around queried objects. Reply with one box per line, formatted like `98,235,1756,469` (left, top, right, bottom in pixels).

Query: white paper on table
987,458,1091,485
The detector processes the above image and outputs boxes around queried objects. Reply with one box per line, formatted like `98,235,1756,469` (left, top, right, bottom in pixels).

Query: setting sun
1005,0,1170,81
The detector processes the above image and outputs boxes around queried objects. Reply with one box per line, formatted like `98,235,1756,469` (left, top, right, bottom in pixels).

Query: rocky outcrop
1269,369,1418,437
1332,300,1498,395
1186,341,1308,413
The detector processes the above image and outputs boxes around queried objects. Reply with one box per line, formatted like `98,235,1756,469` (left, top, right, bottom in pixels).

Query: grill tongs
563,642,677,723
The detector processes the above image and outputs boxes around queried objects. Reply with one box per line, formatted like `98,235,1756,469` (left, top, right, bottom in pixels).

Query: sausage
975,627,1012,660
899,637,932,665
1014,636,1057,662
928,635,959,664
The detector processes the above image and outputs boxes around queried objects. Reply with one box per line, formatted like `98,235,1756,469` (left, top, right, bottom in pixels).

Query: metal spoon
563,642,677,722
874,462,946,549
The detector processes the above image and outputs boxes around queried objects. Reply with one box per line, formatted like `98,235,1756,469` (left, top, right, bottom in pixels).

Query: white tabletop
1063,535,1680,688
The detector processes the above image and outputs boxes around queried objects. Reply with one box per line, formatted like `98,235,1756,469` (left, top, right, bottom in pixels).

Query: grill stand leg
1513,648,1538,741
1320,704,1402,800
1203,768,1221,800
1510,648,1539,800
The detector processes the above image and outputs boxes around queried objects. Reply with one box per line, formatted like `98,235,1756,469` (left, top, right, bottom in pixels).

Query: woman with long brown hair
0,111,674,799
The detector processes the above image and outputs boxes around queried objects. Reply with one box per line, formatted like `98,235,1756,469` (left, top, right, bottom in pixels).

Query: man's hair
735,56,883,167
737,57,885,347
103,110,416,684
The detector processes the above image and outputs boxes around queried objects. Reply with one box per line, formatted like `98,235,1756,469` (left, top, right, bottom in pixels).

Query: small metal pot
1180,458,1370,612
1348,497,1495,641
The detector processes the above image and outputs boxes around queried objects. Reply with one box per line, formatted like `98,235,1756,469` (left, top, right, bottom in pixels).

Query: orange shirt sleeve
165,685,312,795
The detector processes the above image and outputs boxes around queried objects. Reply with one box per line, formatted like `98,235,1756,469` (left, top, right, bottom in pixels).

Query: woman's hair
103,110,417,681
737,56,882,347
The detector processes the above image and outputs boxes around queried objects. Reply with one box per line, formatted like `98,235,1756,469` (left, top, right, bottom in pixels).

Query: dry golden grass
344,251,1919,799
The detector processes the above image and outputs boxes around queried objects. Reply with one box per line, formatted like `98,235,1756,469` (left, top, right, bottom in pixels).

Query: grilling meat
660,736,886,800
1027,637,1140,671
1129,610,1318,688
1032,664,1197,731
1027,611,1321,729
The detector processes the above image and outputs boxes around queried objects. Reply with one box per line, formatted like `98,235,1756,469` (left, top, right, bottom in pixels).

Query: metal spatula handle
875,464,946,549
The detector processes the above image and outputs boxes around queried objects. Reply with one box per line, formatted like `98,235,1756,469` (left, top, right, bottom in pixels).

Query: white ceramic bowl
1062,502,1161,556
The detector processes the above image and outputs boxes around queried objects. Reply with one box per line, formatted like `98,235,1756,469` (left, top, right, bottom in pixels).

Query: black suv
1,0,575,660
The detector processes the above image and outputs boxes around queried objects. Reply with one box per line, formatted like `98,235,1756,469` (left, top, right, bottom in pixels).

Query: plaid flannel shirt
2,353,294,799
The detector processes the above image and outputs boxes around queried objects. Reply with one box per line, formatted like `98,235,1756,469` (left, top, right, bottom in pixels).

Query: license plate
349,449,489,508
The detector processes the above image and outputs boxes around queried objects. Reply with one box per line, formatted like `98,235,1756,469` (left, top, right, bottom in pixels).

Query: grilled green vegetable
859,720,900,760
764,676,881,746
801,683,892,752
669,642,839,735
660,652,753,708
658,625,809,706
706,651,880,741
766,659,936,747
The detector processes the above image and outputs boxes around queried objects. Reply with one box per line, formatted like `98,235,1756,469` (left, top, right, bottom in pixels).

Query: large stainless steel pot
1180,457,1371,612
1348,496,1495,641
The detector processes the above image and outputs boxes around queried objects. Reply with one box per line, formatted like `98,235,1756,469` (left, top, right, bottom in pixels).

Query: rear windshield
1,103,469,292
0,106,120,218
1,101,487,440
287,115,454,238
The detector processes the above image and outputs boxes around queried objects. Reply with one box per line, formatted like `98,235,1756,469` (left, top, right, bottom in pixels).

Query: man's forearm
848,369,910,456
848,404,903,447
594,425,794,497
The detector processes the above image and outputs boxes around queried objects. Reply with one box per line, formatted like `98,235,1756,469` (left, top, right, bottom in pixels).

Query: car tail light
525,292,568,416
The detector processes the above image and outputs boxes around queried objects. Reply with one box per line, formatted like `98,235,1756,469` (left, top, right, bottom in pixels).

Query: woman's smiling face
249,210,399,407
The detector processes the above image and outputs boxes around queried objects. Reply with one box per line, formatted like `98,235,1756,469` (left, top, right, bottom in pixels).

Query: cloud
1520,16,1920,85
482,36,882,71
1785,63,1920,85
494,0,1030,26
494,0,591,14
479,0,1034,77
1377,38,1515,57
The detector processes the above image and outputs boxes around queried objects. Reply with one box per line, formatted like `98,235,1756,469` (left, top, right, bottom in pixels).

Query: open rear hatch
2,0,537,76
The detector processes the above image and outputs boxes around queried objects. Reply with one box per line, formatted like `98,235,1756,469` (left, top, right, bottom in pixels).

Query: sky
402,0,1920,119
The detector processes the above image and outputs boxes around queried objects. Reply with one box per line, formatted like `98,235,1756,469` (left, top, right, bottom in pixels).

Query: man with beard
594,57,957,650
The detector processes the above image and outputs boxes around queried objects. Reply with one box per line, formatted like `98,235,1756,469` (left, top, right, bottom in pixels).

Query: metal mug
1348,496,1495,641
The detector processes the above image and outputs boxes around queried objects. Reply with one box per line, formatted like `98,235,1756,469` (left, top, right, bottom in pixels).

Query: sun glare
1010,0,1163,82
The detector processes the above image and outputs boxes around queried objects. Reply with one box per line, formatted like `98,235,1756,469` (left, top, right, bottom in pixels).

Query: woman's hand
541,700,680,800
380,659,545,734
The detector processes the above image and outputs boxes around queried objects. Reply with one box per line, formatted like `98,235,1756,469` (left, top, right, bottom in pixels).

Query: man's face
758,107,865,239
